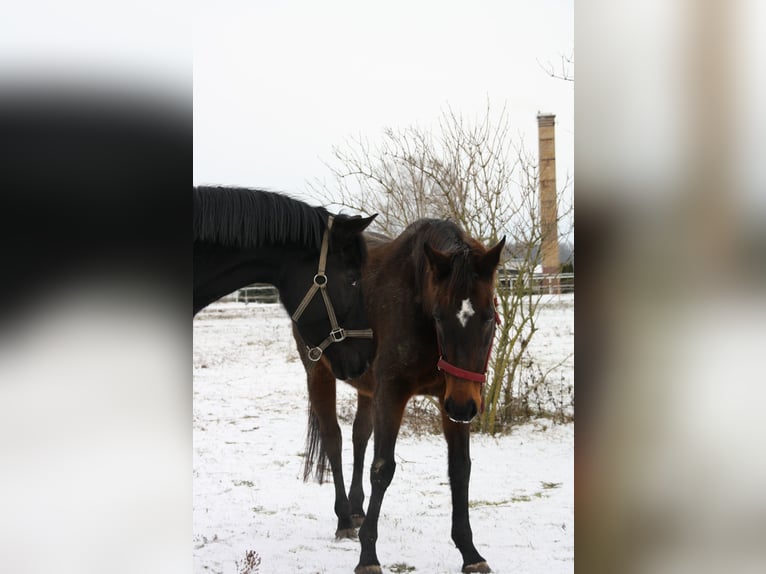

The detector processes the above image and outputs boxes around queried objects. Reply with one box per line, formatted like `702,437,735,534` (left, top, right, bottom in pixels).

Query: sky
193,0,574,206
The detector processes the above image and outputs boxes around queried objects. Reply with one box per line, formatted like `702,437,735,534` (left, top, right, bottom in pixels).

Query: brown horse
294,219,505,574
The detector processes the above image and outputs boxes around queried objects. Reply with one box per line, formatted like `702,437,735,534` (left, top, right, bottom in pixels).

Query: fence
232,272,573,305
236,284,279,304
498,272,574,295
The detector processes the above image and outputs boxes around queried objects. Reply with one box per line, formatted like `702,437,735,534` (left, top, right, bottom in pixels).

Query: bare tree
311,102,573,433
538,51,574,83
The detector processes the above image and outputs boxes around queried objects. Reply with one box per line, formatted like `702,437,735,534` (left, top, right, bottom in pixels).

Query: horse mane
407,219,484,301
193,186,329,249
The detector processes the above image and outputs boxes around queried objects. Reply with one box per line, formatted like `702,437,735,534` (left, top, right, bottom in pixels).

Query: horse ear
424,242,452,279
332,214,377,241
477,236,506,277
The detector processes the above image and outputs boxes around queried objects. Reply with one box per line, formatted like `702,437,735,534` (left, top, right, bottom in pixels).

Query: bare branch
537,52,574,83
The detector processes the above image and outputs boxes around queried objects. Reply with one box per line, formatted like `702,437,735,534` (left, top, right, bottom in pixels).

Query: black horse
297,219,505,573
194,186,377,380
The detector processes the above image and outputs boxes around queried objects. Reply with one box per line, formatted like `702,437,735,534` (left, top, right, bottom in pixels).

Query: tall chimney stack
537,113,560,293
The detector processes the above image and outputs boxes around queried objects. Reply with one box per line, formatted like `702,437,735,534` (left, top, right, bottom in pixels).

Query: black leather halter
291,216,374,361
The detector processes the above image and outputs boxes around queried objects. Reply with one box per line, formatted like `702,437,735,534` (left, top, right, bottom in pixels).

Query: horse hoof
354,566,382,574
351,514,365,528
335,527,358,539
463,561,491,573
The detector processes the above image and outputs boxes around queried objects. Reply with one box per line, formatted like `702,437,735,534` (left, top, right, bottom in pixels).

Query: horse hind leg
305,361,356,538
349,391,373,527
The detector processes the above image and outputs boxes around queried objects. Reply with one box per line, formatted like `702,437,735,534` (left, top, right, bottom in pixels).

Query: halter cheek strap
291,215,374,361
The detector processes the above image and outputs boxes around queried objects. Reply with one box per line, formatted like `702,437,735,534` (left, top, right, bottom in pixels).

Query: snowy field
193,295,573,574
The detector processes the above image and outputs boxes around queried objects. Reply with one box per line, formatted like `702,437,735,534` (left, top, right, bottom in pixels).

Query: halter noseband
291,215,374,362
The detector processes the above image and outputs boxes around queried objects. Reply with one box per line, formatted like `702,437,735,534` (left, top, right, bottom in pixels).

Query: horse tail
303,403,330,484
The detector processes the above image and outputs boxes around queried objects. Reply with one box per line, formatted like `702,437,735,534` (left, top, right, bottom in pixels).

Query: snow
193,295,573,573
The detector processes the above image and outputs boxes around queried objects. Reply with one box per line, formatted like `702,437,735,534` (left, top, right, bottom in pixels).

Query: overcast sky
194,0,573,206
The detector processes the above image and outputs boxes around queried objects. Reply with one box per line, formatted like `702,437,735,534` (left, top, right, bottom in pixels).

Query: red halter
436,297,501,384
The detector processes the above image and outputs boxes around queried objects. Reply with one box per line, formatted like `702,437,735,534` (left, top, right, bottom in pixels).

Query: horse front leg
355,386,409,574
349,391,373,527
306,359,356,538
442,410,491,573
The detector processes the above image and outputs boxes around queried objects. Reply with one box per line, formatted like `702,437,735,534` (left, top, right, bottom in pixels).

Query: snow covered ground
193,294,573,573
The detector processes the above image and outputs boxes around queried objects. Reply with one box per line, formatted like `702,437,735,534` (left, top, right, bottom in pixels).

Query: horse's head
423,235,506,423
281,213,377,380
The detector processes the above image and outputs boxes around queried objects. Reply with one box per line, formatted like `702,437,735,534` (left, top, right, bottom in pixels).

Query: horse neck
363,236,429,321
193,241,313,311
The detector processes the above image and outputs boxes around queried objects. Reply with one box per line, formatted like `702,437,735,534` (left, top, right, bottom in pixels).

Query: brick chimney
537,113,560,293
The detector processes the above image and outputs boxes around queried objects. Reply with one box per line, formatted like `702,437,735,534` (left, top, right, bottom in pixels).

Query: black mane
193,186,329,249
410,219,467,253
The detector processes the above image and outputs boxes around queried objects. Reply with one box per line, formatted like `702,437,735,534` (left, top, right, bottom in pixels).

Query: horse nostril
467,399,478,420
331,362,347,380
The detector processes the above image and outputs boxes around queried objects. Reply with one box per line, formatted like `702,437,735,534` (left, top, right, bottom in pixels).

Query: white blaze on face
456,298,475,327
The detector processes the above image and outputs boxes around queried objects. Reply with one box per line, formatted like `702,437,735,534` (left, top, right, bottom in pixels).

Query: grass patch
389,563,416,573
469,499,512,508
251,506,277,516
471,491,552,506
236,550,261,574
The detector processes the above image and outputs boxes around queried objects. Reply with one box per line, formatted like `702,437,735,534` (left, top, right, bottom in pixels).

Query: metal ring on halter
313,273,327,286
330,328,346,342
307,347,323,362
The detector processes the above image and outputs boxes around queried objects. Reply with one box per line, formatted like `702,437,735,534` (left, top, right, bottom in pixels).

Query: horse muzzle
444,395,479,423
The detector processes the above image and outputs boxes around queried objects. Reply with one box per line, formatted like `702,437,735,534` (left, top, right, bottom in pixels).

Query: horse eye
351,280,358,287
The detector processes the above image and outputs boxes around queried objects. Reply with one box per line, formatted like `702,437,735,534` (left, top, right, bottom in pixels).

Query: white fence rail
236,284,279,304
499,272,574,295
231,273,574,306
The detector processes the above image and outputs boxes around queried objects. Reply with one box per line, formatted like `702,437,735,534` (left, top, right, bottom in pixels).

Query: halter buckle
313,273,327,287
330,328,346,342
307,347,323,362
